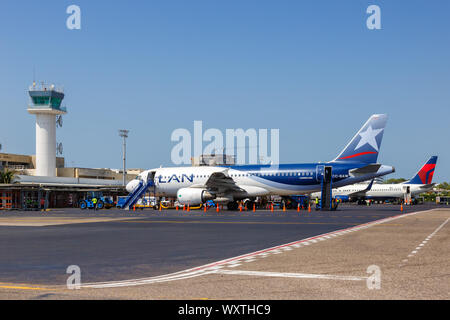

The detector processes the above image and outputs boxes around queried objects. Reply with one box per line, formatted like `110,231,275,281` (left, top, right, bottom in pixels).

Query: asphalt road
0,204,437,287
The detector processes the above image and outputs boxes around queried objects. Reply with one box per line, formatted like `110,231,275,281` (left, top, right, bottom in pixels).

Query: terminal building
0,153,141,209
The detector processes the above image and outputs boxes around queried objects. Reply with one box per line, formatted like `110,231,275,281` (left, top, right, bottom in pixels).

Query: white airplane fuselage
311,182,432,200
122,114,394,208
128,163,394,201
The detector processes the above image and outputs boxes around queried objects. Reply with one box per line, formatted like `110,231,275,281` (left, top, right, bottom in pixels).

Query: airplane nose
126,180,139,193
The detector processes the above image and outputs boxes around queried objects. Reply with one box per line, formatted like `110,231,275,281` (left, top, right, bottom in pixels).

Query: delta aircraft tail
406,156,438,185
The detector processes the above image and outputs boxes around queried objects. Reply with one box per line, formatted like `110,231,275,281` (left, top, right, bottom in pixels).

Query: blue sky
0,1,449,181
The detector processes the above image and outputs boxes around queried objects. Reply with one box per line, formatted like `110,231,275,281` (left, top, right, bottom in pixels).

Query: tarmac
0,204,448,299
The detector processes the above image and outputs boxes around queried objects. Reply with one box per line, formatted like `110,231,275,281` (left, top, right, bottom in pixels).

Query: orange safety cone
176,205,179,211
204,205,207,213
239,203,242,212
216,205,220,213
271,204,274,212
133,205,136,212
183,204,186,211
401,203,403,212
253,203,256,213
187,204,190,212
297,203,300,213
159,204,162,211
283,204,286,212
308,204,311,213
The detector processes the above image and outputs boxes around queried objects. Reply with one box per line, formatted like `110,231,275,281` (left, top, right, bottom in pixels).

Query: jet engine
177,188,215,205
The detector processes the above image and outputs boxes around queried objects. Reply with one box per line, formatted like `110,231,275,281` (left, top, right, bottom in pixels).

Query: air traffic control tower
27,82,67,177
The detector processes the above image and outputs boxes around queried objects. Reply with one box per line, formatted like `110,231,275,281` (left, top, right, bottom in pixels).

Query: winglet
365,179,375,191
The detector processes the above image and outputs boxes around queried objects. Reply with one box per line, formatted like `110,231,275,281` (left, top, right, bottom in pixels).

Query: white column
35,113,56,177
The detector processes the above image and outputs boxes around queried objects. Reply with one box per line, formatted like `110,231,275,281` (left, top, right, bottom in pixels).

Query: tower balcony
27,82,67,115
27,103,67,115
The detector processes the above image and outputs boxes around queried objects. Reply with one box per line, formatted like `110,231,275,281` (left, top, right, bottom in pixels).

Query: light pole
118,129,129,187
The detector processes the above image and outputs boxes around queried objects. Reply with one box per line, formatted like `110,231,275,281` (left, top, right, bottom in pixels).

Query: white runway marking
216,269,367,281
227,264,241,268
81,209,430,289
399,217,449,267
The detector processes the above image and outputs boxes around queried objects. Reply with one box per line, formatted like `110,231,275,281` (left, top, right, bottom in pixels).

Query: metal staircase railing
122,180,154,210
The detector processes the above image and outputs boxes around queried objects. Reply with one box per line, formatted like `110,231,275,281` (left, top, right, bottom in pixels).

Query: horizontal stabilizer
349,164,381,177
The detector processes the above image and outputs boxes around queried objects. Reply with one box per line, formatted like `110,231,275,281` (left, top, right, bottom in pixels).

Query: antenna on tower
56,115,63,128
57,143,63,155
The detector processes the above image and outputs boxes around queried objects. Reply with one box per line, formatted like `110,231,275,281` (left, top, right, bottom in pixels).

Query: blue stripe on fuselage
222,162,366,186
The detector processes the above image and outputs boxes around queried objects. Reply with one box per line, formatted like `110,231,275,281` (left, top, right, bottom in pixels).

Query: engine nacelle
177,188,215,205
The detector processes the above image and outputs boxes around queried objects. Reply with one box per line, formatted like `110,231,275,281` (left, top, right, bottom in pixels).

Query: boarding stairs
122,179,155,210
318,166,334,211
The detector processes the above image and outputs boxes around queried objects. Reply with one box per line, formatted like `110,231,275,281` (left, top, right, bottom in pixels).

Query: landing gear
244,200,254,210
227,201,239,211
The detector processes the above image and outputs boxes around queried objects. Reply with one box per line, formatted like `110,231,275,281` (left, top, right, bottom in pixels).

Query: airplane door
403,185,412,204
316,165,325,182
147,171,156,184
154,171,161,187
149,171,157,196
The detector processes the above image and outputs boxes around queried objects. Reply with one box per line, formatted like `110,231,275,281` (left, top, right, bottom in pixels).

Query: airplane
124,114,395,210
310,156,438,203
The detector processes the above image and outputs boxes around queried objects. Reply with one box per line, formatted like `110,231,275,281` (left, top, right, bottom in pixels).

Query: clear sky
0,1,449,181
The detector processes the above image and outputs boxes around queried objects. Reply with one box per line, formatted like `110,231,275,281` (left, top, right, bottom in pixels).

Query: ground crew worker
92,197,98,210
315,197,319,209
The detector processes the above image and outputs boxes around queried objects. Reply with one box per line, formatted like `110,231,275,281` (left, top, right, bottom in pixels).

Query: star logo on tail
355,126,383,151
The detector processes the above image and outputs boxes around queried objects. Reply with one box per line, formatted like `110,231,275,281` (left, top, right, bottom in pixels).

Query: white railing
29,82,64,93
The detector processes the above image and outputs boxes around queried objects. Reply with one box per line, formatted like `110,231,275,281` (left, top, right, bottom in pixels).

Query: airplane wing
347,179,374,198
205,170,243,193
190,169,243,194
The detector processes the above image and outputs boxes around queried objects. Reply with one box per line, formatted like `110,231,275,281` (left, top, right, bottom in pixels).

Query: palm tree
0,169,15,184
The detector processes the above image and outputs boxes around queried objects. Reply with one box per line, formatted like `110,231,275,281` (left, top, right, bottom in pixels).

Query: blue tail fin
406,156,438,185
332,114,388,164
